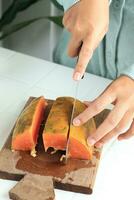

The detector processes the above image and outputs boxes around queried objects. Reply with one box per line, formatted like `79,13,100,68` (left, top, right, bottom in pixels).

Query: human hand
73,76,134,147
63,0,109,80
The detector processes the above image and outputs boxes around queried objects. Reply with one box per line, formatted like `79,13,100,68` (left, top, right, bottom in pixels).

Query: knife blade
62,75,84,164
62,42,84,164
63,81,80,164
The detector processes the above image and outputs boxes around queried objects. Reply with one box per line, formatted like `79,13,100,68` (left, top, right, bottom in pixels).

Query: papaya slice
43,97,73,151
43,97,96,160
12,97,47,155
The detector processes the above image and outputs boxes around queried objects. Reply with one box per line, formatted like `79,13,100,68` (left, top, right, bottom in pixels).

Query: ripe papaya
43,97,96,160
12,97,47,156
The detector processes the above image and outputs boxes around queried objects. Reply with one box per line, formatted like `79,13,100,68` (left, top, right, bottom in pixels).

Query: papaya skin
12,97,47,152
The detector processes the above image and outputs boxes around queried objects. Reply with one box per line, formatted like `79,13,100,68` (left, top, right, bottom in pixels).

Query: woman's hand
63,0,109,80
73,76,134,147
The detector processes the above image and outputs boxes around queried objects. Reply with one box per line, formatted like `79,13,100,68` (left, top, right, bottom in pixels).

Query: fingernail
73,72,81,81
95,142,103,148
73,118,81,126
87,138,96,146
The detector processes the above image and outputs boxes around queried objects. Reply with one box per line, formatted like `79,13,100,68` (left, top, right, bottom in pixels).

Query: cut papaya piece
69,100,96,160
43,97,96,160
43,97,73,151
12,96,47,154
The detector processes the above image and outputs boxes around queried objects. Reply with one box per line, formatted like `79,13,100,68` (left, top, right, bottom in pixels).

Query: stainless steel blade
63,80,80,164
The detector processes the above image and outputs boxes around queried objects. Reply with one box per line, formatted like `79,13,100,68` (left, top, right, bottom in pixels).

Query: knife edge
62,80,80,164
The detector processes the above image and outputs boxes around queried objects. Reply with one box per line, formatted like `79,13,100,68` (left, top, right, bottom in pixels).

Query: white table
0,47,134,200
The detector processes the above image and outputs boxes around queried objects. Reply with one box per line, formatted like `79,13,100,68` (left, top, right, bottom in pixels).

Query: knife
61,43,84,164
62,75,84,164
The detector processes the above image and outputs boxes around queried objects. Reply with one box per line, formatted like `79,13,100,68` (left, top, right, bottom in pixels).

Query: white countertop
0,47,134,200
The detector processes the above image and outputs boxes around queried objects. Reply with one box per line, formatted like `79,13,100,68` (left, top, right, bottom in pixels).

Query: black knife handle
81,74,84,79
76,42,85,80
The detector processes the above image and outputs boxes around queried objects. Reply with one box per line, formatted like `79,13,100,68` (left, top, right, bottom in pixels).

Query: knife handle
81,74,84,79
76,42,85,80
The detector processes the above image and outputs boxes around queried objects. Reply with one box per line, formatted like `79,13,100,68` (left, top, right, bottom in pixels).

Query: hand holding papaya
73,76,134,147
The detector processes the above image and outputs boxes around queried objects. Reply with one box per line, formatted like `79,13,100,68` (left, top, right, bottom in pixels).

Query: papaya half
11,96,47,156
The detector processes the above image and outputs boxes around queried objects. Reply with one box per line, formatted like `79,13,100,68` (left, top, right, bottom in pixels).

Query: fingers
87,102,127,145
94,26,107,49
118,119,134,141
72,26,107,81
68,35,82,57
73,87,116,126
95,110,134,148
73,36,94,80
83,101,92,107
63,0,109,81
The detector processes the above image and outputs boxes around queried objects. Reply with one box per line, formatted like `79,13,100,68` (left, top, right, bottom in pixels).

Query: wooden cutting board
0,97,110,194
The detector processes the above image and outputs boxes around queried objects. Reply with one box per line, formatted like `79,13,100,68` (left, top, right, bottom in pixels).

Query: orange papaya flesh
43,97,73,151
12,96,47,151
69,137,91,160
69,100,96,160
43,97,96,160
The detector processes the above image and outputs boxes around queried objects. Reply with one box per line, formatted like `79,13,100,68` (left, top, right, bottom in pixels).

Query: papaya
12,97,47,155
43,97,96,160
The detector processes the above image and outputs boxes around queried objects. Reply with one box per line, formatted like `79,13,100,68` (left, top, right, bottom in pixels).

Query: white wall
2,0,63,61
